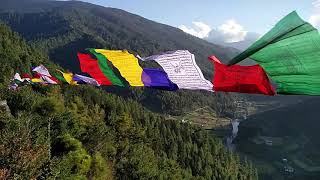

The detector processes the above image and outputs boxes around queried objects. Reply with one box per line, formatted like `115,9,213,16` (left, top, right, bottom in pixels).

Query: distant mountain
0,0,62,13
0,0,240,76
0,0,244,116
205,31,260,50
225,32,260,50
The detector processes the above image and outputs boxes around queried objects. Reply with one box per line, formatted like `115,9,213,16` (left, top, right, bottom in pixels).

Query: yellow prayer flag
94,49,144,86
57,70,78,85
31,78,43,83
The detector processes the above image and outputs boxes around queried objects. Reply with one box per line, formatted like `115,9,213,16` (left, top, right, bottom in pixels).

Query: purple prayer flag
73,74,100,86
142,68,178,91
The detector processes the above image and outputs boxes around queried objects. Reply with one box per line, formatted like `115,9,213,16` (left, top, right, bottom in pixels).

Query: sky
79,0,320,42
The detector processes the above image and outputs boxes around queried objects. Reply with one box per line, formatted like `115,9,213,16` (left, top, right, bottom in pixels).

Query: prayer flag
142,68,178,91
94,49,144,86
77,53,113,86
228,11,320,95
141,50,213,91
209,56,275,95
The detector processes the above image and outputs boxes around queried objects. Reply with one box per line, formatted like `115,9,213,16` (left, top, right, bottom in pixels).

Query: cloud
179,19,248,43
309,15,320,27
309,0,320,28
313,0,320,8
179,21,212,38
217,19,247,43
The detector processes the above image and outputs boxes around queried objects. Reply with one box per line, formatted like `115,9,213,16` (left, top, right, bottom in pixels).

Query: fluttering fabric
13,73,23,83
21,74,32,82
141,50,213,91
142,68,178,91
32,65,52,77
31,73,44,83
41,75,60,84
13,70,99,87
209,56,276,95
228,11,320,95
32,65,60,84
53,72,67,83
77,53,112,85
9,83,19,91
12,73,31,86
57,70,77,85
9,73,23,90
87,49,124,86
94,49,144,86
73,74,100,86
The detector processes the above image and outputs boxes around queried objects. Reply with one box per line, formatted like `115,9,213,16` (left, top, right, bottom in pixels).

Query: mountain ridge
0,0,240,75
0,0,245,116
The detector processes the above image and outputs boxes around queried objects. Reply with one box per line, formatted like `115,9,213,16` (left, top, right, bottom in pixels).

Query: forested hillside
0,24,258,179
236,98,320,180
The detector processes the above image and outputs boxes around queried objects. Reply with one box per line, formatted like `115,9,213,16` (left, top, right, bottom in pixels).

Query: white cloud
309,15,320,27
179,19,248,43
217,19,247,43
179,21,212,38
312,0,320,8
309,0,320,28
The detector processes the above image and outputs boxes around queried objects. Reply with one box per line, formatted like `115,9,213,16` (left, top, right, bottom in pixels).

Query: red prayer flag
77,53,112,85
209,56,276,95
33,73,42,79
21,73,32,79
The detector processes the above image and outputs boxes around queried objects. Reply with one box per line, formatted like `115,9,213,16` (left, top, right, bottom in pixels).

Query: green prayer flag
228,11,320,95
53,72,67,83
87,48,124,86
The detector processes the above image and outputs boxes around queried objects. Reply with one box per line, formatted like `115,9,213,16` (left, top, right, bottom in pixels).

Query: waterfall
231,120,240,139
226,119,240,151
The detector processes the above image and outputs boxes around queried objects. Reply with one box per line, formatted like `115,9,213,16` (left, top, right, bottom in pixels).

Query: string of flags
9,11,320,96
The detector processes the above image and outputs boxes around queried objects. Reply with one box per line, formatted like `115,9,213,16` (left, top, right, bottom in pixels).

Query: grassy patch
166,106,231,129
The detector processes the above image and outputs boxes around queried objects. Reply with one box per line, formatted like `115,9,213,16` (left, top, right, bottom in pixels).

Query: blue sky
80,0,320,42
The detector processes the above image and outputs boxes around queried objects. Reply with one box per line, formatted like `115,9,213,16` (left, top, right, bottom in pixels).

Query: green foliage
34,96,64,116
116,144,158,179
53,134,92,178
158,157,185,180
0,22,53,84
89,152,112,180
5,87,36,115
0,114,49,179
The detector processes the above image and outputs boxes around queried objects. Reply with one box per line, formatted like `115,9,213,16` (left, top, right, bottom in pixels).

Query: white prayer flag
73,74,100,86
13,73,23,82
32,65,52,77
41,76,59,84
142,50,213,91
